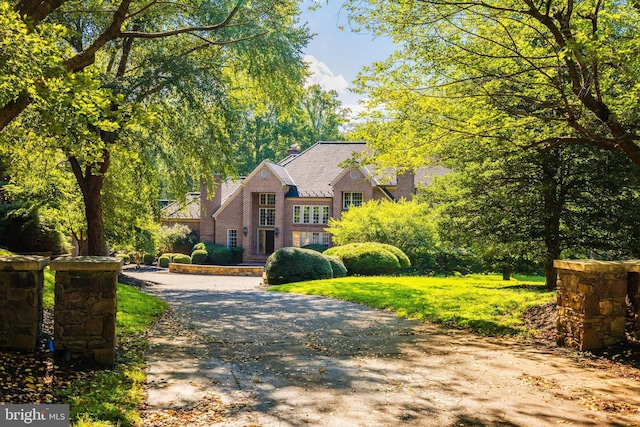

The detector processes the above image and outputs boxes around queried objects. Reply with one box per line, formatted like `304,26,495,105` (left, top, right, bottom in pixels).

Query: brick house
162,141,447,263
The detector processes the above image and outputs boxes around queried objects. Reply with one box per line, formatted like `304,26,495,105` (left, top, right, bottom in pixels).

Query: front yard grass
271,274,554,336
42,268,168,427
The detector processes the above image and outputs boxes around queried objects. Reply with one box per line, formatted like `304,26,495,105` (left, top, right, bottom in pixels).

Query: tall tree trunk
502,265,512,281
83,174,107,256
541,153,562,289
69,151,110,256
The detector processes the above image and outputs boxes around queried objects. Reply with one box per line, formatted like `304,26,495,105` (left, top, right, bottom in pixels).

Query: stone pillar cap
49,256,124,272
0,255,50,271
554,259,640,273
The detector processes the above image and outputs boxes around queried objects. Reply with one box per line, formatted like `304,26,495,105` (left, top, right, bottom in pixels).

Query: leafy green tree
427,143,640,288
345,0,640,166
231,83,350,174
2,0,309,255
326,199,438,272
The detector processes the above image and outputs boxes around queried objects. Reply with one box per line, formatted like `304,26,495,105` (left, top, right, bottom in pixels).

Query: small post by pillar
50,256,123,366
0,255,50,351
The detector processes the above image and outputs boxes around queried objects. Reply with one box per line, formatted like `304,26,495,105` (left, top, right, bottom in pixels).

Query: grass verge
43,268,168,427
270,274,554,336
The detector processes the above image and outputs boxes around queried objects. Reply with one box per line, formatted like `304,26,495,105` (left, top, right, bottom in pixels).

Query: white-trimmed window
259,193,276,206
259,208,276,226
227,229,237,248
293,205,330,224
292,231,331,248
343,192,363,210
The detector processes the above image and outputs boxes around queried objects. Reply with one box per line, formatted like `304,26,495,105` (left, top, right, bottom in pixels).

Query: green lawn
43,270,168,427
271,274,554,336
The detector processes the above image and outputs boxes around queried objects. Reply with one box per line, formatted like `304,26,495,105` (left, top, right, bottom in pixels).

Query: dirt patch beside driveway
124,270,640,426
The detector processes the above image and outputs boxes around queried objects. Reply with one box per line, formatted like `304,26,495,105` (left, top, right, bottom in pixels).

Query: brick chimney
287,144,301,156
199,175,222,241
396,170,415,200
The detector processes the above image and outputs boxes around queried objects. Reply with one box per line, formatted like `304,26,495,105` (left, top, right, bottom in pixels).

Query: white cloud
304,54,349,93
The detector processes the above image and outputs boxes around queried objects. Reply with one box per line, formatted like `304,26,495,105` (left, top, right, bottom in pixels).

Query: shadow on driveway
123,271,640,427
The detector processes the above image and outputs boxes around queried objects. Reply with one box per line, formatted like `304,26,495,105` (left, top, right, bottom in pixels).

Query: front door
258,229,275,255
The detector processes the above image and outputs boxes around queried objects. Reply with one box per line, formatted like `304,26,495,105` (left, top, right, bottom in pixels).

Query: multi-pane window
258,193,276,226
293,205,330,224
259,208,276,226
259,193,276,206
343,192,363,210
292,231,331,248
227,229,237,248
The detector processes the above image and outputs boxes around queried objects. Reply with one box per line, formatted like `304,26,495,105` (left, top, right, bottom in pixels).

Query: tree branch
119,0,245,39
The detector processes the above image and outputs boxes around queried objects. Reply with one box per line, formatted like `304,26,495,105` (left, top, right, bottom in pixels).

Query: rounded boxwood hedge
143,252,155,265
376,243,411,269
191,242,232,265
191,249,208,265
265,247,333,285
301,243,327,253
324,255,347,278
172,254,192,264
324,243,402,276
158,253,175,268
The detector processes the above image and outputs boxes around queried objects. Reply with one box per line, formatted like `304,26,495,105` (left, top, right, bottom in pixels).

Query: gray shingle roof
279,141,371,197
162,193,200,220
162,179,243,220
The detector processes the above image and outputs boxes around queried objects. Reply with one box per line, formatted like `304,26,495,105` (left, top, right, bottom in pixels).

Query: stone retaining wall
50,256,123,366
554,260,640,351
169,263,264,277
0,256,49,351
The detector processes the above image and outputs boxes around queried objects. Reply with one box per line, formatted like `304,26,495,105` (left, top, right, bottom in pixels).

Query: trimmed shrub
301,244,327,253
265,247,333,285
172,254,192,264
143,252,155,265
324,255,347,278
324,243,401,276
158,253,174,268
376,243,411,269
230,246,244,264
191,249,208,265
192,242,232,265
206,243,232,265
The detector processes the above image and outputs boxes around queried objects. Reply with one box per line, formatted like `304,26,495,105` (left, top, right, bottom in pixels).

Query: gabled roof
279,141,371,197
161,193,200,220
161,179,243,220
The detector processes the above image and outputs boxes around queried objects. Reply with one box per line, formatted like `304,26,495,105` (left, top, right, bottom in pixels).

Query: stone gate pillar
50,256,123,366
0,256,50,351
554,260,639,351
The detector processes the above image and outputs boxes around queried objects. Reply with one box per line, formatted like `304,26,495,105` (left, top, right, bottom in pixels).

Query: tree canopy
1,0,310,254
346,0,640,167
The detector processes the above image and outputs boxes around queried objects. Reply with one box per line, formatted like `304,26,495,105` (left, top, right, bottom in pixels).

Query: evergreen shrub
142,252,155,265
377,243,411,269
230,247,244,264
324,255,347,278
301,244,327,253
324,243,402,276
191,242,232,265
265,247,333,285
158,253,175,268
172,254,192,264
191,249,208,265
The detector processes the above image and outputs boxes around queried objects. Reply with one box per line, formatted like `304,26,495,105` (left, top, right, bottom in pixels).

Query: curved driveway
123,270,640,426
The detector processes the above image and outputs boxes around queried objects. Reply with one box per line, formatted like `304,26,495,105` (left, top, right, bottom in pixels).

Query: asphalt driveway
123,269,640,426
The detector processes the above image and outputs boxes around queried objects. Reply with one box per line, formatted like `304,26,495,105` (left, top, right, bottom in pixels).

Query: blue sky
298,1,397,114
